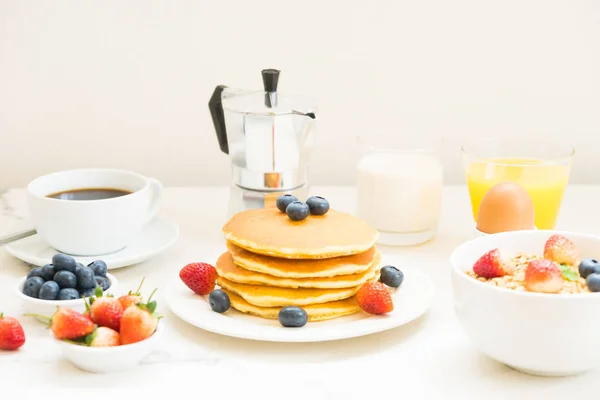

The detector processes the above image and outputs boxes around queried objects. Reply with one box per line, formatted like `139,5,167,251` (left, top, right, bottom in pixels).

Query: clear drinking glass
356,134,444,246
462,138,574,230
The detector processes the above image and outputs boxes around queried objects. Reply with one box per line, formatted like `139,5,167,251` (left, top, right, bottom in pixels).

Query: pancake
227,242,379,278
222,208,379,259
223,290,361,321
216,250,382,288
216,276,372,307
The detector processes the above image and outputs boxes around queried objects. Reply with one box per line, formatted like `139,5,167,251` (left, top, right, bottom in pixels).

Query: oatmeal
466,252,589,294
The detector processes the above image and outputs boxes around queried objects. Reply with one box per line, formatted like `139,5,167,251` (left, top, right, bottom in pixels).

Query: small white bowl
450,230,600,377
16,273,119,317
51,322,164,373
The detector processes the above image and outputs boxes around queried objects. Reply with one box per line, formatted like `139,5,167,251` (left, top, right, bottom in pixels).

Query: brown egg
476,182,535,234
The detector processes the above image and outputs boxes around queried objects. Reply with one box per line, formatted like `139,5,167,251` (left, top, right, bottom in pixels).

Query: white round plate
4,216,179,270
164,259,435,343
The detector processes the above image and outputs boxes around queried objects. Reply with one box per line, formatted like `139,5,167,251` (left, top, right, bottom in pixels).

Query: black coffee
47,188,132,201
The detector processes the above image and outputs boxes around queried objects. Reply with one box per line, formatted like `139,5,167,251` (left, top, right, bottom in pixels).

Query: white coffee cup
27,169,163,256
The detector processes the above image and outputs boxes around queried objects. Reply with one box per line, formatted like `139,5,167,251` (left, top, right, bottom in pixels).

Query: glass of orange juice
462,138,574,230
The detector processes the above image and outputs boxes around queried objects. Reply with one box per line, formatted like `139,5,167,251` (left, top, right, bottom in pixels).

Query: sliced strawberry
544,234,578,266
472,249,514,278
524,259,564,293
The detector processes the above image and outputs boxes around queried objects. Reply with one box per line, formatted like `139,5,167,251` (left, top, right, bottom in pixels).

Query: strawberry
119,295,143,310
86,327,120,347
180,262,218,295
118,277,146,310
88,287,124,332
356,282,394,315
544,234,578,266
0,313,25,350
472,249,514,278
120,289,159,345
49,308,95,340
524,259,564,293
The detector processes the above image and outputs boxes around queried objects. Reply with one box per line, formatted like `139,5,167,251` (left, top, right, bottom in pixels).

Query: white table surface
1,185,600,399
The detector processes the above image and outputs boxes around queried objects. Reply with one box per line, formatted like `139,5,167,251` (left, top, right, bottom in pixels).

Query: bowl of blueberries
16,253,118,317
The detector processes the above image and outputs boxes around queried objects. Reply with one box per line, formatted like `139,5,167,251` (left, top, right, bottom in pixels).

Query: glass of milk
356,134,444,246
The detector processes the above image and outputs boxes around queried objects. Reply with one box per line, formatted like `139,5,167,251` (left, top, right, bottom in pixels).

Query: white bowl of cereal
450,230,600,377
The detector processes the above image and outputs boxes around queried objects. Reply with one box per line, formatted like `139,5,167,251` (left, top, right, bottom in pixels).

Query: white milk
357,152,443,244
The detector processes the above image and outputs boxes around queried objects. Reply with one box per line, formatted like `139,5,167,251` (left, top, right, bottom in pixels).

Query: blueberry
80,288,96,298
88,260,107,277
276,194,298,213
54,270,77,289
579,259,600,279
586,273,600,292
76,266,96,289
94,276,111,291
380,265,404,288
52,253,76,273
75,262,84,276
278,306,308,328
306,196,330,216
209,289,231,313
57,288,80,301
22,277,45,298
38,281,60,300
41,264,56,281
26,267,45,281
285,201,310,221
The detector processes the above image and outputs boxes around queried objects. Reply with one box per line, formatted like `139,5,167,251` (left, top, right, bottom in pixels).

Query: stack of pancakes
217,208,380,321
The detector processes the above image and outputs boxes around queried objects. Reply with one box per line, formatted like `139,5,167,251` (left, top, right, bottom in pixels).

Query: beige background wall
1,0,599,190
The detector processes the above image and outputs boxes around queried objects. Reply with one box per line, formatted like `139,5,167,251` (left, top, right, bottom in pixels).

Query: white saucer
165,256,435,343
5,216,179,270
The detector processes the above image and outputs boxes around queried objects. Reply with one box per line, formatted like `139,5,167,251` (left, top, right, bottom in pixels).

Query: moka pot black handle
208,85,229,154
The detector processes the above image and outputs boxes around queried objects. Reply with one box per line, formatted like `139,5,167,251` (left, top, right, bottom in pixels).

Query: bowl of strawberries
29,279,163,373
450,230,600,377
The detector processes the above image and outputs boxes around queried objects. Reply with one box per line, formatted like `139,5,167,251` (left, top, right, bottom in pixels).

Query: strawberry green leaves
559,264,579,282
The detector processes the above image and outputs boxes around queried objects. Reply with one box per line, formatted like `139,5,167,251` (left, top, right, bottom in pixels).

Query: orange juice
465,158,570,230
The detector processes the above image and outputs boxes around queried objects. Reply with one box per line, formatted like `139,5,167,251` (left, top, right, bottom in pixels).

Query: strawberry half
544,234,578,266
180,262,218,295
472,249,514,279
0,313,25,351
524,259,564,293
356,282,394,315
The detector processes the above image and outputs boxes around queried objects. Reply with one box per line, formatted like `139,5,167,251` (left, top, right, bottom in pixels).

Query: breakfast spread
22,253,111,300
179,195,403,328
0,129,585,376
466,234,600,294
